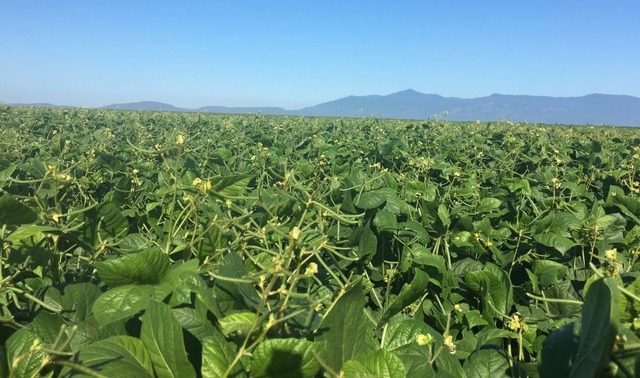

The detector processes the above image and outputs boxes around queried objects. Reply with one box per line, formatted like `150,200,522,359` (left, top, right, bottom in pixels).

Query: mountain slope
296,91,640,125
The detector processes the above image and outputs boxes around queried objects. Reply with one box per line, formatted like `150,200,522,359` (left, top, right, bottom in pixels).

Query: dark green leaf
570,277,619,377
316,282,373,372
95,249,171,286
463,347,516,378
93,284,171,327
0,194,37,225
5,329,46,378
377,270,429,327
342,349,405,378
201,333,241,378
61,336,154,378
251,339,320,378
141,300,196,378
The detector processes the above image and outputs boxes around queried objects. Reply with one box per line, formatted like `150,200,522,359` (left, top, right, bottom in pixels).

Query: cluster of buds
47,165,71,182
192,177,211,193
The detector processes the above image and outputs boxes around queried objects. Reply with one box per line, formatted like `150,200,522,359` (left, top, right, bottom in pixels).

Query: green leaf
201,333,241,378
140,300,196,378
316,282,373,372
382,318,442,351
33,311,66,346
218,311,257,337
45,282,102,322
464,268,510,320
463,348,516,378
95,249,171,286
213,252,261,311
5,329,46,378
251,338,320,378
210,174,253,198
357,221,377,261
0,194,37,225
0,163,16,183
61,336,154,378
93,284,170,327
539,320,579,378
377,270,429,327
478,197,502,213
342,349,405,378
533,260,568,287
437,204,451,227
534,233,576,255
619,278,640,322
355,188,395,209
77,202,128,247
570,277,619,377
373,209,398,232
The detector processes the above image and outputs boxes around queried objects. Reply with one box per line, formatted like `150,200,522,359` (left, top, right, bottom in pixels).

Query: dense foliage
1,105,640,377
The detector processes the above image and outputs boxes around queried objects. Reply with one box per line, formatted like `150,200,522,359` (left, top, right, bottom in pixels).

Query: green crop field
1,105,640,377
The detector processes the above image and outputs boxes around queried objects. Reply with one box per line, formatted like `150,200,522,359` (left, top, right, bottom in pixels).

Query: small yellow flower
454,171,461,177
290,226,301,241
175,133,185,146
605,248,618,261
444,335,456,354
132,168,140,175
416,333,434,346
304,262,318,276
454,303,463,312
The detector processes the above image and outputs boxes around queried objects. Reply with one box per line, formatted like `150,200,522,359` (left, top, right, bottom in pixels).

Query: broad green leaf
570,277,619,377
373,209,397,232
355,188,395,209
383,319,442,351
172,304,218,341
0,163,16,183
464,269,509,320
539,321,580,378
251,339,320,378
341,349,405,378
77,202,128,247
478,197,502,213
316,282,373,372
619,278,640,322
95,249,171,286
5,329,46,378
118,233,154,252
5,225,59,249
141,300,196,378
534,233,576,255
93,284,171,327
463,348,515,378
61,336,154,378
463,310,489,328
218,311,257,337
391,343,436,377
435,350,466,378
45,282,102,322
33,311,66,346
201,333,241,378
0,194,37,225
357,221,377,261
213,252,261,311
533,260,568,287
210,174,253,198
377,270,429,327
437,204,451,227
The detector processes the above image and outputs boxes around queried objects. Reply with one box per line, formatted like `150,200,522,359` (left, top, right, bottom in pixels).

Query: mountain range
10,90,640,126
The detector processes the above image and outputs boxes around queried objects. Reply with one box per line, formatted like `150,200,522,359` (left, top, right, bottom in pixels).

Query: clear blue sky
1,1,639,109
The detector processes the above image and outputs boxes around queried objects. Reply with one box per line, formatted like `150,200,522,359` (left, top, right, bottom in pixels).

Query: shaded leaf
140,300,196,378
